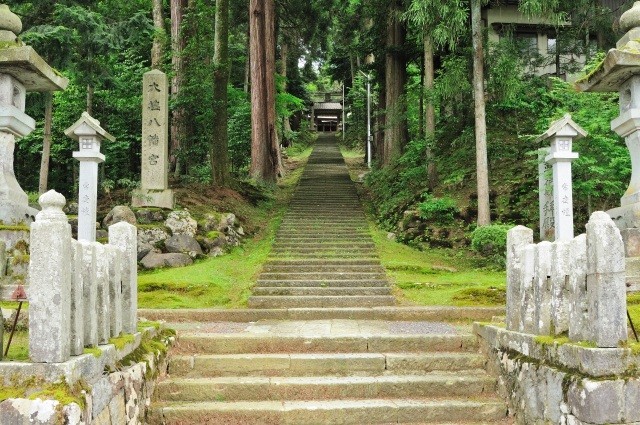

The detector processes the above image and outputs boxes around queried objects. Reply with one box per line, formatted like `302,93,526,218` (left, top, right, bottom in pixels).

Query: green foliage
470,225,511,267
418,195,458,224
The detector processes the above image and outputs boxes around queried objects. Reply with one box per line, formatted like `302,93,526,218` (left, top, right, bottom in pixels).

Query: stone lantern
65,112,115,242
536,114,587,241
577,1,640,228
0,5,68,224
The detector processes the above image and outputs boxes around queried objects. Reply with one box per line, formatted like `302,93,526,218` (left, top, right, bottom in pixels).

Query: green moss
96,237,108,244
0,376,88,409
12,240,28,253
83,347,102,358
137,321,162,331
11,254,29,266
109,334,136,350
0,225,29,232
206,230,222,239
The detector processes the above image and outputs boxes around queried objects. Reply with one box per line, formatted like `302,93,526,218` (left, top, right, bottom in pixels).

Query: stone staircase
152,320,506,424
148,135,509,424
247,136,396,309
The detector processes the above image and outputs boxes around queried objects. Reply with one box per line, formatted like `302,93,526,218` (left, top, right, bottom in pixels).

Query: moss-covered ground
137,147,312,309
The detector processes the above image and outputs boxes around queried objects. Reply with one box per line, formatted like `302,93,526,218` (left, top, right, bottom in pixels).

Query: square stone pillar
535,114,586,241
132,70,174,209
65,112,114,242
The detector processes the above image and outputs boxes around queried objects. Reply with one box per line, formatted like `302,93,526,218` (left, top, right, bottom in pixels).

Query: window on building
547,37,557,54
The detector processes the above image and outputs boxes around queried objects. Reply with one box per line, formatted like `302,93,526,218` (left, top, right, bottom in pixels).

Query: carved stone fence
28,190,138,363
506,211,627,348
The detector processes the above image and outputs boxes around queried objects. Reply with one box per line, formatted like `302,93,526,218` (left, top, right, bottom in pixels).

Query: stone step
156,373,496,402
262,264,385,272
152,399,507,424
268,253,380,259
175,333,477,354
251,287,392,296
255,279,390,287
169,353,487,377
274,236,373,242
265,259,382,266
270,249,377,256
139,307,503,322
258,272,386,280
247,295,396,309
272,243,376,250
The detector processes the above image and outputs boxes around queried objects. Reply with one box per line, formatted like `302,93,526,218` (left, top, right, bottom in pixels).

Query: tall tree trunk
86,84,93,115
471,0,491,226
424,32,438,190
280,40,292,144
211,0,230,187
38,92,53,194
151,0,165,69
170,0,188,176
383,0,408,166
249,0,280,183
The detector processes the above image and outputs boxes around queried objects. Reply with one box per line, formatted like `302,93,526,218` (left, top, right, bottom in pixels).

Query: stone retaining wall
0,325,172,424
475,323,640,424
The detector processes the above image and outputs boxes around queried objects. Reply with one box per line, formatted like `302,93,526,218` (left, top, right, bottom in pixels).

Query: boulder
165,210,197,237
218,213,236,232
96,229,108,241
165,234,203,257
64,201,79,215
103,206,137,228
138,227,169,252
208,247,224,257
135,208,165,224
140,252,193,269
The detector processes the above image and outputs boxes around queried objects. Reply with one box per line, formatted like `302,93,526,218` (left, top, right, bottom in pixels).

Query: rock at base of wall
140,252,193,269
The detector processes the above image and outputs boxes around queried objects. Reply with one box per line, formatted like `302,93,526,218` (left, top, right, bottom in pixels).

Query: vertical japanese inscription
141,70,169,190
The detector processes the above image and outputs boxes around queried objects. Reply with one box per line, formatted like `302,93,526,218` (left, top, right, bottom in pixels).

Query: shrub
470,224,512,267
417,195,458,224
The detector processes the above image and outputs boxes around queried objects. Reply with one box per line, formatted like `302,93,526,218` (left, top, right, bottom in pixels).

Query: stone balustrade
28,190,138,363
506,211,627,348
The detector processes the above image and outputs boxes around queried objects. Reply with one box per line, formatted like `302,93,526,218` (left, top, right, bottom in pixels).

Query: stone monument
0,5,68,225
65,112,114,242
578,1,640,228
537,148,554,241
536,114,586,241
132,69,174,209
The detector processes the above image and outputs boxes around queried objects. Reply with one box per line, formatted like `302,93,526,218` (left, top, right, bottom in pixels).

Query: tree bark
280,40,292,144
211,0,230,187
170,0,188,176
151,0,165,69
86,84,93,115
471,0,491,226
249,0,280,183
424,32,438,190
383,0,408,166
38,92,53,194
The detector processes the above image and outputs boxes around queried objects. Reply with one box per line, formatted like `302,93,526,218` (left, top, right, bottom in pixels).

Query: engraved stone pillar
0,6,67,225
28,190,72,363
538,148,554,241
132,70,174,209
536,114,586,241
65,112,114,242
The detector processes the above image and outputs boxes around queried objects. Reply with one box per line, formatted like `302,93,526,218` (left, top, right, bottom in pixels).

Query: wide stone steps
248,295,397,308
255,279,390,288
156,373,495,402
258,271,385,280
262,264,385,272
251,287,392,296
154,399,507,424
168,352,486,377
175,333,477,354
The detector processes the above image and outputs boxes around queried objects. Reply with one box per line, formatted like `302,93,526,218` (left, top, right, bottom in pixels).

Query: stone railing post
506,226,533,331
80,241,98,348
550,240,570,335
70,240,84,356
106,245,123,337
94,243,110,344
586,211,627,347
568,234,588,341
109,222,137,334
28,190,72,363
